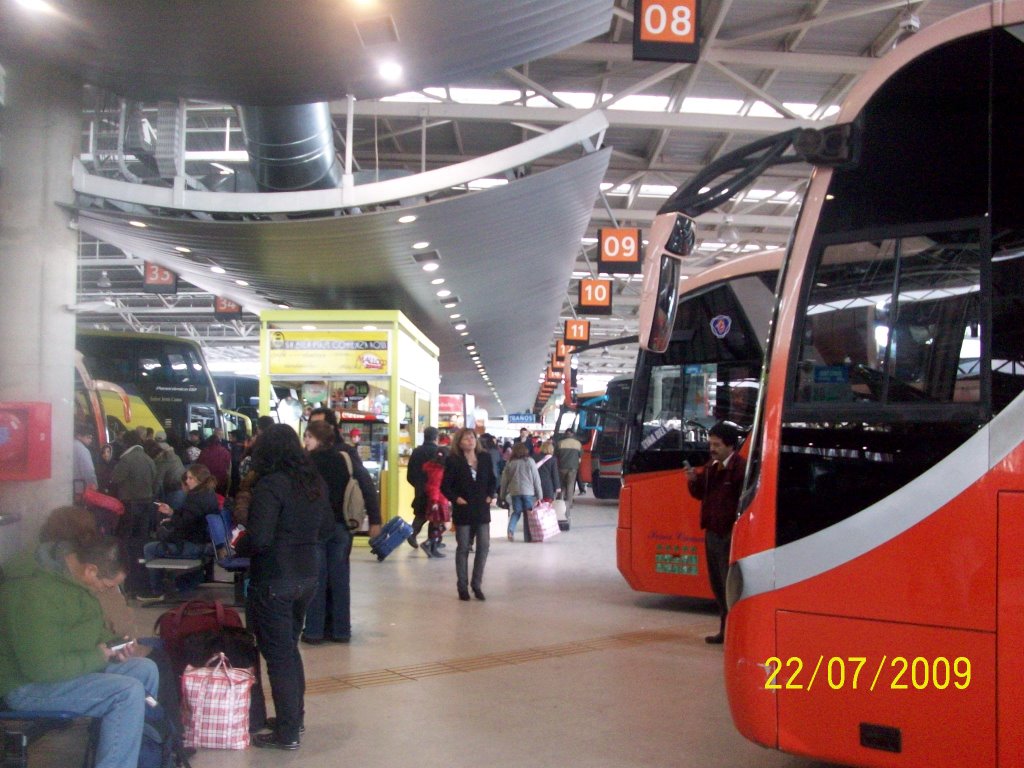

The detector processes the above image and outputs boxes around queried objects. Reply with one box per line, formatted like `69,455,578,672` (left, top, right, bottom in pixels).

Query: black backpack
139,701,191,768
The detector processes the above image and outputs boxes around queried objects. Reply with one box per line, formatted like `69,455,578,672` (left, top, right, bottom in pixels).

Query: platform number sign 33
142,261,177,294
578,278,613,316
633,0,700,63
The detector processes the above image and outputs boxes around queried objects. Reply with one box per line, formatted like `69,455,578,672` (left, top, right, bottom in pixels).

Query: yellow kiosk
259,310,439,524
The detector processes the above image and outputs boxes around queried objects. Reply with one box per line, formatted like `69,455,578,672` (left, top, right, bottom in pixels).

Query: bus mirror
638,211,691,353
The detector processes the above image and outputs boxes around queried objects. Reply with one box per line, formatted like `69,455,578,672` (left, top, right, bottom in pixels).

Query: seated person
0,525,159,768
138,463,219,603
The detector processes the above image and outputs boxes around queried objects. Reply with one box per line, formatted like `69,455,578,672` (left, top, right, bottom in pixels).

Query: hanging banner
267,330,390,376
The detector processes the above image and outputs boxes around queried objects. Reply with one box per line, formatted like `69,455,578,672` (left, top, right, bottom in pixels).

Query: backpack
139,701,191,768
153,599,244,673
339,450,367,531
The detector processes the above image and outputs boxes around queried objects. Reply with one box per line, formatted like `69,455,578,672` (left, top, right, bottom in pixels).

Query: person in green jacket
0,523,158,768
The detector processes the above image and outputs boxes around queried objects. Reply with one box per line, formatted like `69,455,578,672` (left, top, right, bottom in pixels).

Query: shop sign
267,330,390,376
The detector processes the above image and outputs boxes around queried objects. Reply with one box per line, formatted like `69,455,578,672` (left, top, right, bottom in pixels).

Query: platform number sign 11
633,0,700,63
565,319,591,346
598,227,642,275
578,278,613,316
142,261,178,294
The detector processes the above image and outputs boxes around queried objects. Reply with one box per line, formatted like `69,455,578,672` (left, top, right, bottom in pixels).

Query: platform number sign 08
142,261,177,294
598,227,642,275
578,278,613,316
633,0,700,63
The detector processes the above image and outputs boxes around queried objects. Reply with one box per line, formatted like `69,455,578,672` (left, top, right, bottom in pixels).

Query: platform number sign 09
633,0,700,63
598,227,642,275
142,261,177,294
578,278,613,316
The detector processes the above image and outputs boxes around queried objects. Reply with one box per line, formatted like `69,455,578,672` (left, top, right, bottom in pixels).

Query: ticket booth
259,310,439,523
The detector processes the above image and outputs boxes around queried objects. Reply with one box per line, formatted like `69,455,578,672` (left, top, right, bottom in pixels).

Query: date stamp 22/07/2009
764,655,972,692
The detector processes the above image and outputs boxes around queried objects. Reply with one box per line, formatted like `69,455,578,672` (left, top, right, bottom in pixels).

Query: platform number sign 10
578,278,613,316
565,319,591,346
633,0,700,63
142,261,177,294
598,227,643,275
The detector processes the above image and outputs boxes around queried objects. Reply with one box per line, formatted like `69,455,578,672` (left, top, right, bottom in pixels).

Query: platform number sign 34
633,0,700,63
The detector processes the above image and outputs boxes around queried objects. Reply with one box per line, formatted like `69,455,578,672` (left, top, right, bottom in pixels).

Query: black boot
428,539,445,557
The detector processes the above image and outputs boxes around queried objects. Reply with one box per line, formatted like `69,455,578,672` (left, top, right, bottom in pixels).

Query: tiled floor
125,498,836,768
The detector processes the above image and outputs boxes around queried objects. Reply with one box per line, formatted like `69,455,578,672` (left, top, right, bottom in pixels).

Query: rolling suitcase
368,516,414,561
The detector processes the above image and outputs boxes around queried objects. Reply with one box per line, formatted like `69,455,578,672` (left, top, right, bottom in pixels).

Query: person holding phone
0,518,159,768
137,463,220,603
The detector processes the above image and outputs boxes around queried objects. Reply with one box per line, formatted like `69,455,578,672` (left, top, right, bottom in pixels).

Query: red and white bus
660,4,1024,767
617,249,781,598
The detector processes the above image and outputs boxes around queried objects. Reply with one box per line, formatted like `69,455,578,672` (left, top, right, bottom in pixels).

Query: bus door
188,403,219,439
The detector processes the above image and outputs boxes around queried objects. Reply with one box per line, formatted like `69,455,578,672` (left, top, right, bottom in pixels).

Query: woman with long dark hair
235,424,333,750
137,463,219,603
441,428,496,601
301,420,354,644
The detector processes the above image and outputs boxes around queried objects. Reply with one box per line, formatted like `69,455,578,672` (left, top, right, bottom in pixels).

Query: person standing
441,428,496,601
301,421,354,645
149,438,186,508
406,426,440,550
556,429,583,508
684,421,746,645
109,430,157,542
197,429,232,496
235,424,333,750
499,443,543,542
72,426,98,500
513,427,536,457
534,440,561,502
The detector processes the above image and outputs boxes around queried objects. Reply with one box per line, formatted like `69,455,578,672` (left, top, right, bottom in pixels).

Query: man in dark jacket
685,421,746,645
405,426,439,551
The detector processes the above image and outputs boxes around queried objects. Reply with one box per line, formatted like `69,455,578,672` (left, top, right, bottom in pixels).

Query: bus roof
676,248,784,299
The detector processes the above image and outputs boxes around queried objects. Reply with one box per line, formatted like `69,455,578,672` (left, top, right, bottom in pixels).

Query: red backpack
154,599,244,670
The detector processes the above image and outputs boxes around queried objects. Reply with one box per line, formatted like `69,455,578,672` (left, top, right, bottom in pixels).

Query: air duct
236,103,343,191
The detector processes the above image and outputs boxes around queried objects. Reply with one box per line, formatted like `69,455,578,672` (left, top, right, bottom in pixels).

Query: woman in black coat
235,424,333,750
441,428,496,601
301,420,354,644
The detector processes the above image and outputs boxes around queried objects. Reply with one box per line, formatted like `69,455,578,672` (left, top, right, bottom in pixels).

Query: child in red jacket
421,449,450,558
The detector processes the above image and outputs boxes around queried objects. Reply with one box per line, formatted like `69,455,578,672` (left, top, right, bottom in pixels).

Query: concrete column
0,59,81,557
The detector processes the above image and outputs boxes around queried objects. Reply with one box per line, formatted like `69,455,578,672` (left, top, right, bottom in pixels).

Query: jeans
455,524,490,592
508,494,535,538
142,539,207,594
5,657,158,768
247,577,318,742
303,523,352,640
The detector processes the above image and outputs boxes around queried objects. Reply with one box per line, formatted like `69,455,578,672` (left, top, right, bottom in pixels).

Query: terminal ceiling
0,0,986,413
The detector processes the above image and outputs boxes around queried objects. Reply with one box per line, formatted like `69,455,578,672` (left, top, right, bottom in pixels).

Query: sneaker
253,732,300,750
136,593,165,605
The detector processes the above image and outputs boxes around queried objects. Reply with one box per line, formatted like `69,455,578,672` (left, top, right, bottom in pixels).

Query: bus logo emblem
710,315,732,338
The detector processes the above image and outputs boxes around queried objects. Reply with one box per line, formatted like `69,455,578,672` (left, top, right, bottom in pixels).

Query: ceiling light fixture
412,241,430,250
431,278,445,285
422,262,440,272
379,61,403,81
449,313,461,319
210,265,226,274
278,303,291,309
235,279,249,287
128,220,147,228
96,270,112,289
413,250,441,272
398,214,417,224
436,289,452,298
14,0,56,12
363,325,378,331
174,246,192,253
